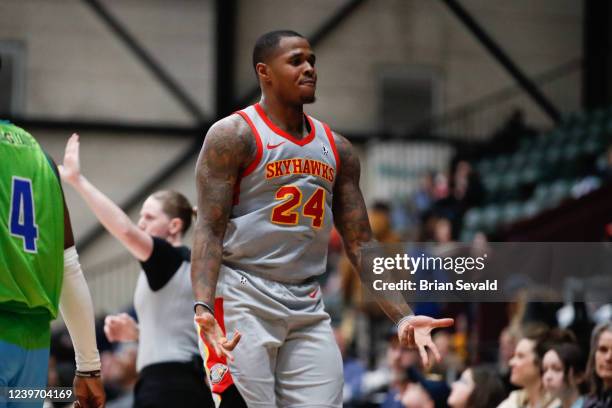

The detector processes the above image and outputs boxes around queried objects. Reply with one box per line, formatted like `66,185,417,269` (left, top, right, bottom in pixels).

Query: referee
59,134,214,408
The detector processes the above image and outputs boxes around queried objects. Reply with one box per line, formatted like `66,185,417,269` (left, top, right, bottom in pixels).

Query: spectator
583,322,612,408
334,327,365,407
401,382,436,408
447,366,506,408
381,337,422,408
339,202,400,343
102,344,138,408
498,325,521,393
541,331,586,408
434,217,454,245
429,330,462,383
413,171,436,215
363,327,423,408
497,325,559,408
453,160,484,209
434,171,450,200
401,366,451,408
369,201,402,243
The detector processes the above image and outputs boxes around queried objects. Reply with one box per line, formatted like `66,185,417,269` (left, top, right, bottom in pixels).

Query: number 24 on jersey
271,186,325,228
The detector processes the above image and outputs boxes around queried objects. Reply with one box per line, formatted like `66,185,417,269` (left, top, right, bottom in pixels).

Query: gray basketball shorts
210,264,343,407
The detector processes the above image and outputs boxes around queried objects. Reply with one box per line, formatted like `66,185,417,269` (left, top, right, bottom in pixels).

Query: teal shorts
0,311,51,408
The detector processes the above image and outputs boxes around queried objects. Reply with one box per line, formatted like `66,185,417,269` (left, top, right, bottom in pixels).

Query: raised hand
104,313,139,342
398,315,454,367
195,312,241,362
58,133,82,186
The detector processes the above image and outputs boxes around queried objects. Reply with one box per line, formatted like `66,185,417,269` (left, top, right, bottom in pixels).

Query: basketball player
191,30,453,407
0,122,105,407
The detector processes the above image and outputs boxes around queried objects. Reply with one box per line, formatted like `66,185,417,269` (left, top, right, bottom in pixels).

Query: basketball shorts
0,311,51,408
199,265,343,408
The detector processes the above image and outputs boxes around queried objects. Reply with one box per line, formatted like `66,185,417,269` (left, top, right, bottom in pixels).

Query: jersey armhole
234,111,263,178
43,151,61,184
322,122,341,174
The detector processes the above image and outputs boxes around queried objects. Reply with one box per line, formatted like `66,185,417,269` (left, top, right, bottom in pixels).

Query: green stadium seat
568,128,586,144
546,147,564,164
526,150,544,165
477,158,494,174
463,208,483,231
482,205,502,231
510,152,528,170
519,166,539,185
501,171,521,190
483,174,503,192
518,137,535,152
460,228,477,243
493,155,511,172
543,179,573,208
521,199,541,219
562,144,580,161
501,202,522,224
534,183,550,204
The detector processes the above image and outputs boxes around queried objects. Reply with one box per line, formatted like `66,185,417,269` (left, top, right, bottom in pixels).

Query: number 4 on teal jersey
9,177,39,253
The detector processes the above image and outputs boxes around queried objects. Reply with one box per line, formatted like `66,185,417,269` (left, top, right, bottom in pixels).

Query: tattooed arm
191,115,253,358
332,133,413,322
332,132,453,365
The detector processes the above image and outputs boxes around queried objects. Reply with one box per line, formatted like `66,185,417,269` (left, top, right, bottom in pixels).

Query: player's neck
258,97,307,140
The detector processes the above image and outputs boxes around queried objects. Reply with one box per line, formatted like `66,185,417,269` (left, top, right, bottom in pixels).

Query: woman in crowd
60,134,218,407
541,331,586,408
497,325,559,408
583,322,612,408
447,366,506,408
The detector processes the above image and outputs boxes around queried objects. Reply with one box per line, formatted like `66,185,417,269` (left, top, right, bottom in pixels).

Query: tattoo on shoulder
333,132,360,181
201,115,256,174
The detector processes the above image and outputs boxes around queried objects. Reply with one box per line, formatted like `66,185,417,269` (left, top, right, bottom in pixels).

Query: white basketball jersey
222,103,339,283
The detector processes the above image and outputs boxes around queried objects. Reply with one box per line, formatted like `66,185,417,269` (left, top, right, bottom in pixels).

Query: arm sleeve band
59,246,101,371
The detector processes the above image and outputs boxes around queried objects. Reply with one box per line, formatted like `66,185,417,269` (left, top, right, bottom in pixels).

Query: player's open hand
398,315,454,368
73,376,105,408
104,313,139,342
59,133,82,186
195,312,241,361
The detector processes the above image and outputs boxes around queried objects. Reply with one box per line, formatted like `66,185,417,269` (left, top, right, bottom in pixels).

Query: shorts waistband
225,266,320,285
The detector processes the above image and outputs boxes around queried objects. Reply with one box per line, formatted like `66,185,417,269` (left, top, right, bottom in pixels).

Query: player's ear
256,62,271,83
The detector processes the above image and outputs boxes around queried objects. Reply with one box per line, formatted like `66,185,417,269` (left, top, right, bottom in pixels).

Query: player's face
138,197,172,239
509,338,540,387
595,330,612,384
542,350,565,394
267,36,317,104
447,369,474,408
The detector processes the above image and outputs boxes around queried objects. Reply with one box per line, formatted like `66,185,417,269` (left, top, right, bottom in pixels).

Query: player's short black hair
252,30,305,72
